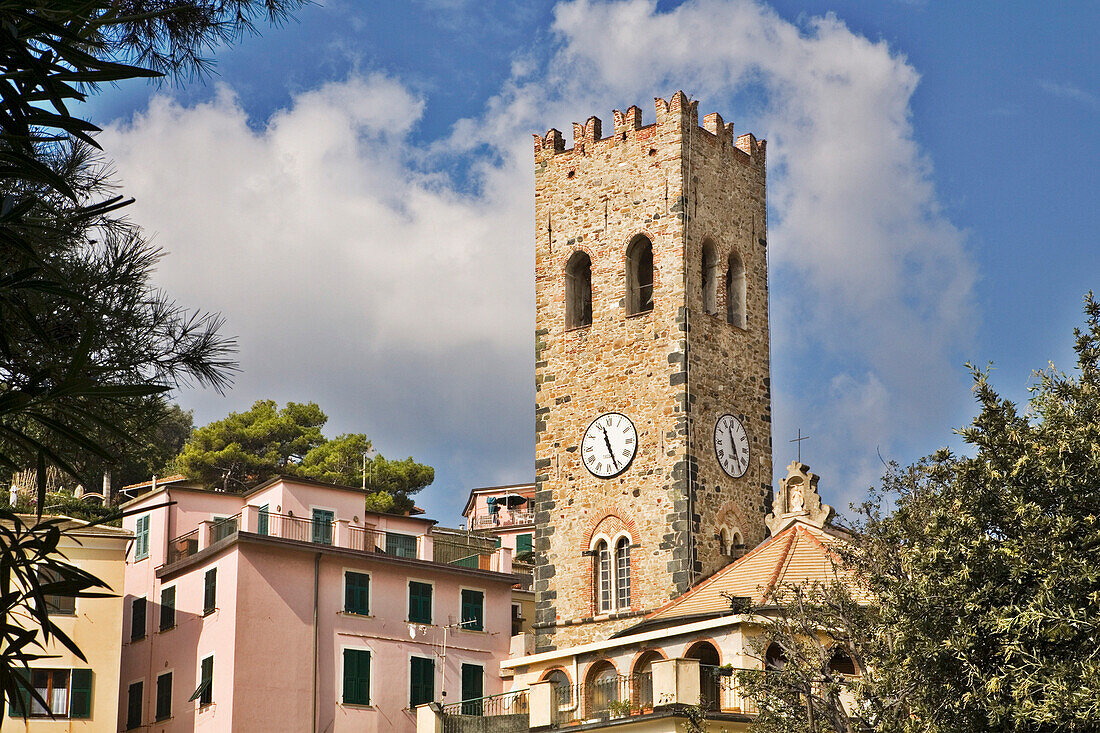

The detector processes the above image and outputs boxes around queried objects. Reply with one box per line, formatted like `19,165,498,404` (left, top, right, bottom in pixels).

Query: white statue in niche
766,461,834,534
789,480,805,512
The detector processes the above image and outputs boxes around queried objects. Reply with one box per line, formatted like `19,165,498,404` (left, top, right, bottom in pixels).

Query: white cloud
101,0,976,518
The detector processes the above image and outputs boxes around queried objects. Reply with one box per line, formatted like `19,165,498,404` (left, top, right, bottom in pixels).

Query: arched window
701,240,718,315
685,641,722,711
614,537,631,609
543,668,573,710
765,642,787,671
626,236,655,315
586,661,620,715
726,252,746,328
719,527,730,555
632,651,663,710
565,251,593,328
594,540,611,613
827,648,857,676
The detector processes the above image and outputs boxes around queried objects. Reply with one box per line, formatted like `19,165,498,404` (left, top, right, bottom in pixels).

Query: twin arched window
593,536,631,613
719,526,744,556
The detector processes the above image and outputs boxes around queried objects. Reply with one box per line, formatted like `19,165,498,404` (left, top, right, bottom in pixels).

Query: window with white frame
592,534,632,613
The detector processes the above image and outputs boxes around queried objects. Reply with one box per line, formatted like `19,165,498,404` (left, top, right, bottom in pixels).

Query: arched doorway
632,650,664,711
584,660,620,718
685,641,722,711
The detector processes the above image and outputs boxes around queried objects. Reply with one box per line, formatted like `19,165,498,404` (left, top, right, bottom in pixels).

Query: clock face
581,412,638,478
714,414,750,478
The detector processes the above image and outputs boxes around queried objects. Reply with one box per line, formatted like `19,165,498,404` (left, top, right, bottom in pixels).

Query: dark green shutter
8,668,30,717
203,569,217,614
155,672,172,720
460,664,483,714
409,582,432,624
200,656,213,705
345,572,370,615
70,669,93,718
461,589,484,631
126,681,143,729
517,533,533,554
386,532,417,558
131,597,147,641
410,657,435,707
160,586,176,631
342,649,371,705
257,504,269,535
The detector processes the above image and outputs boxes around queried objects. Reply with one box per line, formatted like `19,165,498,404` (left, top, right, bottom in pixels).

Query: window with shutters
386,532,418,558
160,586,176,631
410,656,435,707
156,672,172,720
257,504,270,535
38,567,75,615
131,597,147,641
311,508,335,544
342,649,371,705
516,533,533,555
460,664,484,714
7,668,92,719
408,581,432,624
460,589,484,631
203,568,217,615
126,680,143,729
344,571,370,615
188,656,213,706
135,515,150,560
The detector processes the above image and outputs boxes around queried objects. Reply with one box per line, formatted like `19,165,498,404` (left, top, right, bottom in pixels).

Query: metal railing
700,665,758,715
469,510,534,529
260,511,329,543
209,514,239,544
552,673,652,727
167,528,199,564
441,689,529,731
433,533,497,568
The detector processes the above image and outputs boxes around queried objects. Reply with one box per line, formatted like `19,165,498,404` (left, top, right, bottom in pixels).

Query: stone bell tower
531,92,772,651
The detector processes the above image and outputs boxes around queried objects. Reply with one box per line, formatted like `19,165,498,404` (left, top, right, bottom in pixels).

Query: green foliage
0,509,113,716
175,400,326,489
174,400,435,512
11,492,121,526
745,294,1100,733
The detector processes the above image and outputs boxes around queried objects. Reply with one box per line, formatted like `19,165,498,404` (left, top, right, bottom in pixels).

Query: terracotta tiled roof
647,521,853,621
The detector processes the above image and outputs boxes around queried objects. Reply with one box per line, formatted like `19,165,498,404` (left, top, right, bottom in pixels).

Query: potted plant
717,664,735,677
606,699,633,719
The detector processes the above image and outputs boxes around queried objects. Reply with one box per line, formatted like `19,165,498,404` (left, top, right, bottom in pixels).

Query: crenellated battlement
532,90,765,165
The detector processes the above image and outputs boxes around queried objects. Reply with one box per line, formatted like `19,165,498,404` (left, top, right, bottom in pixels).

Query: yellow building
5,515,132,731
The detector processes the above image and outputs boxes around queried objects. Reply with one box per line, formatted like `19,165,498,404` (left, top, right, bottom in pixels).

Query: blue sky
88,0,1098,525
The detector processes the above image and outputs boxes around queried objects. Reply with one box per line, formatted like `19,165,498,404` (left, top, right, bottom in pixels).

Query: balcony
163,508,514,574
469,509,534,530
440,690,529,732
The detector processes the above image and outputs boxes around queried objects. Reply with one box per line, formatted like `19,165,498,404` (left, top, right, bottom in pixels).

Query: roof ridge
761,526,799,600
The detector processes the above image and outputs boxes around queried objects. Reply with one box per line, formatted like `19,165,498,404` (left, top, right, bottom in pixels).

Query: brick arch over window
715,502,749,540
582,509,638,552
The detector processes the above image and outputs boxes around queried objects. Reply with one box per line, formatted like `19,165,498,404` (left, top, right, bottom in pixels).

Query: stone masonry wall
532,93,770,651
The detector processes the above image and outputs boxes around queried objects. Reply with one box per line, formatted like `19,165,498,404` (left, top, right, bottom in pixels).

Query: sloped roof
647,521,852,621
8,514,132,538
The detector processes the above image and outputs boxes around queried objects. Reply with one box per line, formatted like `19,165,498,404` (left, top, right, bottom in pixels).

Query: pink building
118,475,517,732
460,483,535,557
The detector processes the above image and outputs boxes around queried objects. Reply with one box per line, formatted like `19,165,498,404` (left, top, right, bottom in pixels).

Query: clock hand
728,426,739,463
600,426,620,470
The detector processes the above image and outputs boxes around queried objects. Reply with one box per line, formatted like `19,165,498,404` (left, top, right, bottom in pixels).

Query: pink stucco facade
119,476,516,732
460,484,536,555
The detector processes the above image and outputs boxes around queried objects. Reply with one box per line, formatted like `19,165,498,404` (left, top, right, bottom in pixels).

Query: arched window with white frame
614,537,631,608
592,532,632,614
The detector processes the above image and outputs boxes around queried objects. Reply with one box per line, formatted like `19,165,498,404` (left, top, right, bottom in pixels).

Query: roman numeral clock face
715,414,750,478
581,412,637,478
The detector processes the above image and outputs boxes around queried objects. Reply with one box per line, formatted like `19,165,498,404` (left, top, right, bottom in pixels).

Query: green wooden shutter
410,657,435,707
126,681,143,729
257,504,269,535
461,589,484,631
409,582,432,624
155,672,172,721
8,668,31,717
517,533,533,554
344,572,370,615
160,586,176,631
70,669,93,718
131,597,147,641
342,649,371,705
460,664,483,714
136,515,150,559
200,656,213,705
203,569,217,614
312,509,334,544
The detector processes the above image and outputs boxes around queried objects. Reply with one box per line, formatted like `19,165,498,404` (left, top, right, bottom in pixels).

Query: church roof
646,520,853,622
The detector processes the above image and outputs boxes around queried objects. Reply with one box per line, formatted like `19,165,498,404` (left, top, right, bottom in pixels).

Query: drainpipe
312,552,321,733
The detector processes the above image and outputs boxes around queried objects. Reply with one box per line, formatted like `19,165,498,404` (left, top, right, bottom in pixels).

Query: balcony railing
167,528,199,564
432,533,498,568
469,510,534,529
209,514,239,544
441,690,529,732
552,672,652,727
700,665,759,715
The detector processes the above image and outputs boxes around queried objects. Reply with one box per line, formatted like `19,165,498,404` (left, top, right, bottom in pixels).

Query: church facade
532,92,774,651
